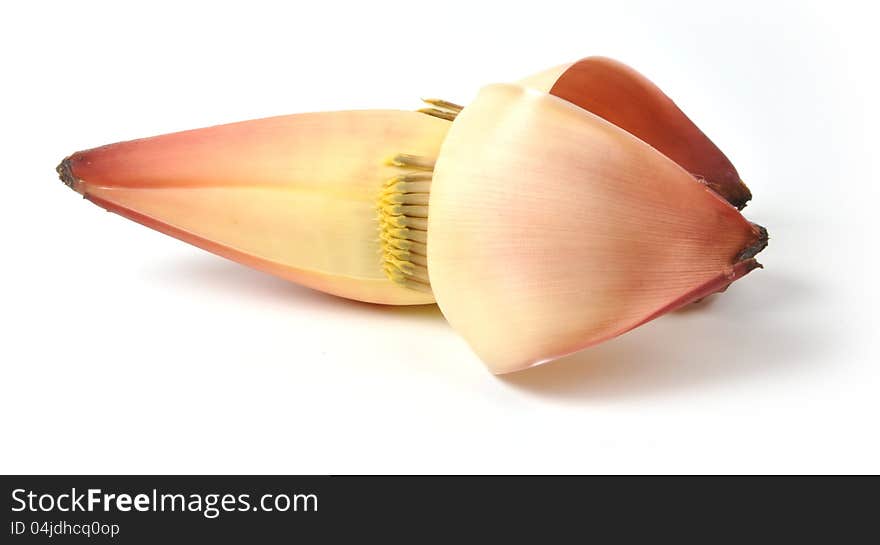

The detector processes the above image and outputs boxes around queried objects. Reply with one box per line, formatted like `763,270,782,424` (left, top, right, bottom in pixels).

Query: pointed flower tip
734,180,753,210
714,177,752,210
56,156,81,193
736,223,769,262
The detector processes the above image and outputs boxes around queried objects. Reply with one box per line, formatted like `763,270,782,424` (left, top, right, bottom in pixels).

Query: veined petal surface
521,57,752,209
428,84,764,373
61,111,449,304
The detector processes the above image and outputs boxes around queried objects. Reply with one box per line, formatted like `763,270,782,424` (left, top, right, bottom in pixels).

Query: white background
2,0,878,473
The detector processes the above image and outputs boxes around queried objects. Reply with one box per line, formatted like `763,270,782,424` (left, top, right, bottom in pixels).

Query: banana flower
57,57,767,373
